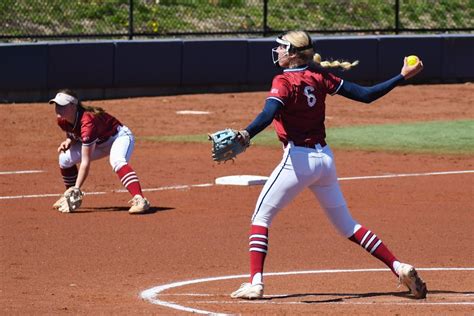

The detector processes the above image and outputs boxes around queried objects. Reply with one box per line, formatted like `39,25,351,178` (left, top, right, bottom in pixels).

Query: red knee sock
249,225,268,284
116,164,143,197
60,166,78,189
349,226,398,276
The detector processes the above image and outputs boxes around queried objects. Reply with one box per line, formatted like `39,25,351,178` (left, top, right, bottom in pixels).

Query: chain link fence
1,0,473,41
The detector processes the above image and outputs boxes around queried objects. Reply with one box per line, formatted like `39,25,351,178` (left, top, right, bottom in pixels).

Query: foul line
0,184,213,200
0,169,472,201
176,110,211,115
338,170,474,181
140,267,474,315
0,170,44,175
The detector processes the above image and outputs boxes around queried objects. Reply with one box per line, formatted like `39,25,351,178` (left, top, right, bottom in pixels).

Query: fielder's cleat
52,196,66,210
230,282,264,299
397,263,427,299
128,195,150,214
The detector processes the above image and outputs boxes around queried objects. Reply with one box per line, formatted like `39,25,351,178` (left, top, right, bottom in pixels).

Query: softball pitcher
230,31,427,299
50,89,150,214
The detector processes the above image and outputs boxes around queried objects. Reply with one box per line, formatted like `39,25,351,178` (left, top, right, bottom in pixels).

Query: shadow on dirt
263,289,474,303
78,206,174,214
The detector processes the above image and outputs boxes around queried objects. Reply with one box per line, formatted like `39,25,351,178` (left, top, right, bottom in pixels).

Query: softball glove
57,187,84,213
208,129,250,162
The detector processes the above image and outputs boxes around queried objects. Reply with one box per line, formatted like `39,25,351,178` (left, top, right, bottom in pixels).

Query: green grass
326,120,474,154
141,120,474,155
1,0,472,38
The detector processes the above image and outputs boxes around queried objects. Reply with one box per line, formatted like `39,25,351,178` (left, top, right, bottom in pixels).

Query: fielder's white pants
59,125,135,172
251,142,359,238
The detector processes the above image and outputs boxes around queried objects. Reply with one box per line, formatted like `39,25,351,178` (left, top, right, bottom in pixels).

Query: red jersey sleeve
322,71,343,95
267,75,292,106
80,114,99,146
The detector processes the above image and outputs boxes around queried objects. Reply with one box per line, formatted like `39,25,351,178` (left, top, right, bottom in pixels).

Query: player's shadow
79,206,174,214
264,289,474,303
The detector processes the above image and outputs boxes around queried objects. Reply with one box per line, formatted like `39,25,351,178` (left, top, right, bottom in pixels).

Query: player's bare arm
74,143,95,189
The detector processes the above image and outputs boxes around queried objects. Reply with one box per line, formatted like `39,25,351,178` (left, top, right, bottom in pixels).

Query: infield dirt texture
1,83,473,314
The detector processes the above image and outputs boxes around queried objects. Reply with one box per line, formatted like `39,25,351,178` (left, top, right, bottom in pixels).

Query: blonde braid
313,53,359,70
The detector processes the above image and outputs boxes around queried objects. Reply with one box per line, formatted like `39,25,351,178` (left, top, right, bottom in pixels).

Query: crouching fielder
230,31,427,300
50,89,150,214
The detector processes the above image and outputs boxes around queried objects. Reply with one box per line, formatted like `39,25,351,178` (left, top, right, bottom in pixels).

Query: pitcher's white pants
251,143,360,238
59,125,135,172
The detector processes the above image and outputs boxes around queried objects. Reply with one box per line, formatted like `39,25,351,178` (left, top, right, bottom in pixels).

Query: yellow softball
407,55,419,66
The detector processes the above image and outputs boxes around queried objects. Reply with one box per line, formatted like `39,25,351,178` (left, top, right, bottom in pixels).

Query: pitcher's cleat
230,283,264,299
397,263,427,299
128,195,150,214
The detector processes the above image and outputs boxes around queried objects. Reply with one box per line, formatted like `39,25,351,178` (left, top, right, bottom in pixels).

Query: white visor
276,37,291,51
49,92,78,106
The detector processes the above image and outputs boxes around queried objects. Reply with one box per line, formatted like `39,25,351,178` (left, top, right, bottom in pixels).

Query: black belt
293,140,327,148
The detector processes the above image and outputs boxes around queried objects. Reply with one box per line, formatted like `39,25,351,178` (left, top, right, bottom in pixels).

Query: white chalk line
0,184,213,200
140,267,474,314
176,110,211,115
0,169,472,201
0,170,44,175
338,170,474,181
182,300,474,306
0,191,109,200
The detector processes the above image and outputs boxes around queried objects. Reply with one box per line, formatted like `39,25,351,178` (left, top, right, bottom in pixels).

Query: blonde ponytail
80,103,105,115
313,53,359,70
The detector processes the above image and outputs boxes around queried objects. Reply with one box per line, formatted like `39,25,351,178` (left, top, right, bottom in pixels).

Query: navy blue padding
247,38,282,85
182,40,247,85
314,36,379,83
442,35,474,81
0,43,48,90
378,35,442,82
114,40,182,87
48,42,114,89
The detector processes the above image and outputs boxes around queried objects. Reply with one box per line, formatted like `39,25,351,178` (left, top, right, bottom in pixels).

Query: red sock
60,166,78,189
249,225,268,284
349,226,398,276
116,164,143,197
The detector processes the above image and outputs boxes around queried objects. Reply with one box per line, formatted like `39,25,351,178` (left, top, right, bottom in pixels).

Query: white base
215,175,268,186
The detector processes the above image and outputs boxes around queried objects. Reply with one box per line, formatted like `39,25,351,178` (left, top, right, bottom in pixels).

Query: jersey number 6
304,86,316,107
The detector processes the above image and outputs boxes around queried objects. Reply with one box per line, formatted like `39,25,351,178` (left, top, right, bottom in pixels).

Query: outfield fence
1,0,473,41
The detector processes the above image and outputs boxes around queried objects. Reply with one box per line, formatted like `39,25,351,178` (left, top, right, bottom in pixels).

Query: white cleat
230,282,264,299
128,195,150,214
397,263,427,299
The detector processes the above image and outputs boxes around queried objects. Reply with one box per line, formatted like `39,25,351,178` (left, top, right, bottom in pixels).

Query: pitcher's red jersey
267,66,342,146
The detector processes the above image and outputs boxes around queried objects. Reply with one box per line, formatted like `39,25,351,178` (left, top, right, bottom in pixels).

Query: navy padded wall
0,44,48,90
182,40,247,85
442,35,474,81
48,42,114,89
378,35,442,82
247,38,282,85
114,40,182,87
314,36,379,83
2,35,472,103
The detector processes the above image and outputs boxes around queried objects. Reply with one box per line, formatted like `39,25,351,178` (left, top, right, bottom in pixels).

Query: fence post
395,0,400,34
263,0,268,37
129,0,134,40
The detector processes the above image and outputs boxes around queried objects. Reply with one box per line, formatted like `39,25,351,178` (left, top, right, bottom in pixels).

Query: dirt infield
1,83,473,315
